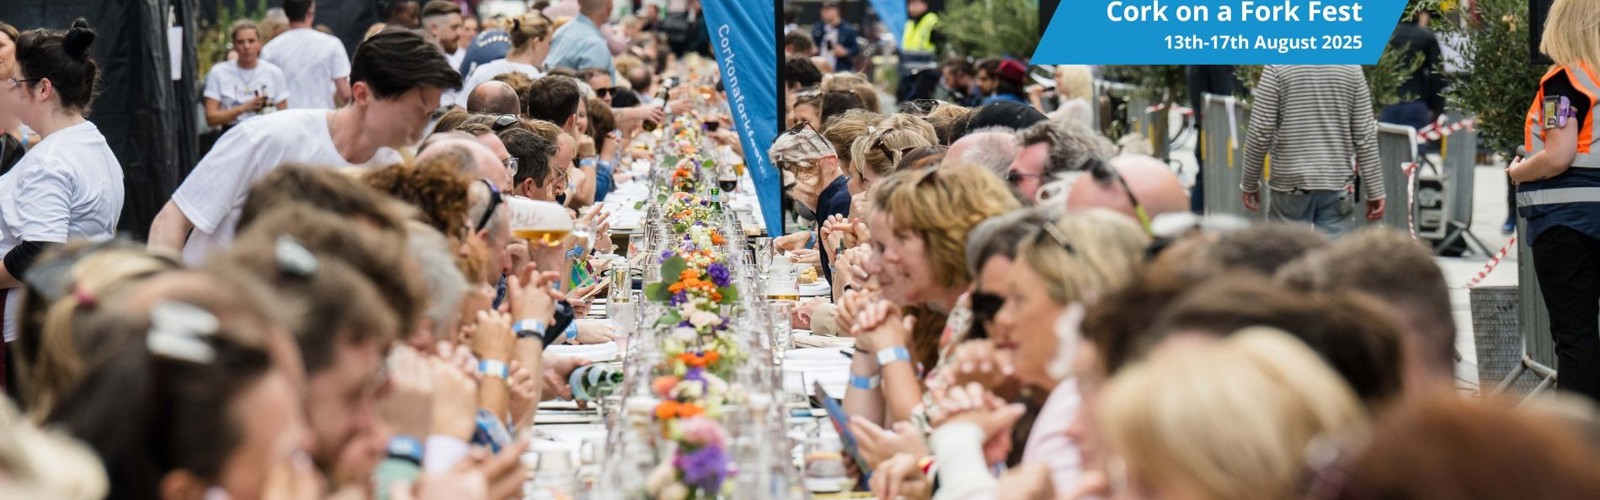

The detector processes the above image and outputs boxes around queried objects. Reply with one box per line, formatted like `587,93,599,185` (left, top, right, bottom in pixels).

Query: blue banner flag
1032,0,1409,64
866,0,908,51
703,0,784,235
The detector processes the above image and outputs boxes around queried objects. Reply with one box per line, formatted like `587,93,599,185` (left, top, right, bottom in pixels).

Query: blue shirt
594,160,614,202
546,16,614,77
981,93,1028,106
814,175,852,282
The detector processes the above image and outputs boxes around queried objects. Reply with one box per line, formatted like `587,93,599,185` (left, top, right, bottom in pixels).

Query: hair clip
72,283,97,310
275,235,319,277
146,301,220,364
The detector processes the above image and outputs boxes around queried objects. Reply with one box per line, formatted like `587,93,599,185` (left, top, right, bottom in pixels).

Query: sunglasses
1031,219,1077,255
595,87,614,98
492,114,520,132
1084,157,1151,234
474,179,503,233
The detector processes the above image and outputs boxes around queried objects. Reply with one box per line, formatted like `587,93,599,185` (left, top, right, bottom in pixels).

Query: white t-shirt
171,109,401,265
448,47,467,74
455,59,542,109
0,121,124,341
443,48,469,108
261,28,351,110
203,60,291,126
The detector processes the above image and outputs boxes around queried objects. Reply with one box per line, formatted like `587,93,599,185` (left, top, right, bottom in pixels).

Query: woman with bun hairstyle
0,19,124,343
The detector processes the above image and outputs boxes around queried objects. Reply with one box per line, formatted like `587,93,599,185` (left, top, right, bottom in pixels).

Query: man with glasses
1065,155,1191,232
1008,120,1115,204
770,123,853,282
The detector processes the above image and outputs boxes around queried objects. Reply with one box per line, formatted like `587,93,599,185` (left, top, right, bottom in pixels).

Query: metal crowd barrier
1094,79,1171,160
1199,93,1265,220
1366,123,1418,230
1433,117,1492,255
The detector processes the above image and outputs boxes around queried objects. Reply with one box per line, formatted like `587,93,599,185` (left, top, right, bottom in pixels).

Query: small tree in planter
1436,0,1544,157
1100,65,1187,158
940,0,1040,60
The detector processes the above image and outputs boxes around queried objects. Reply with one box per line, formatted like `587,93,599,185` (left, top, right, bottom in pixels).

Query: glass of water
770,300,794,352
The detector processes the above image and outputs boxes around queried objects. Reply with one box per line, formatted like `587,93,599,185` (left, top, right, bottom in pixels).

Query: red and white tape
1403,162,1420,238
1461,236,1516,289
1416,118,1476,144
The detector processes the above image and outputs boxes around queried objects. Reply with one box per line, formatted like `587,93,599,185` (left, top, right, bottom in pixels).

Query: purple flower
670,291,689,306
706,263,730,287
660,250,675,262
683,366,706,382
679,320,694,328
699,199,710,206
673,445,730,492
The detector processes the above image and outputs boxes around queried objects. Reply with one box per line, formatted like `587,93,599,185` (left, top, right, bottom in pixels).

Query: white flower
703,373,729,394
660,483,690,500
646,462,676,494
672,327,698,342
671,380,705,399
689,311,721,329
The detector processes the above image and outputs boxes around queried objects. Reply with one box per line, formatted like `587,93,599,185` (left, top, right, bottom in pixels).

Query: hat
966,101,1047,132
993,59,1028,85
769,125,836,167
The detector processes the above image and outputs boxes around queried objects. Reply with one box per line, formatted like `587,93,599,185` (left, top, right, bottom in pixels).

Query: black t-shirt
1542,70,1591,129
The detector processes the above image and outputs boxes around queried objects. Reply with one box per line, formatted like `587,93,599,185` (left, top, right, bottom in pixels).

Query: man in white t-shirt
421,0,466,107
149,29,463,264
261,0,352,109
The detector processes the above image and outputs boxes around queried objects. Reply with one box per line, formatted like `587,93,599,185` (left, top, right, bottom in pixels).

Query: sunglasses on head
1083,157,1151,234
492,114,519,132
474,179,503,233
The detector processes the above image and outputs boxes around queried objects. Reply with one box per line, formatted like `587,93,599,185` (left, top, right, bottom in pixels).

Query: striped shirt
1241,65,1384,198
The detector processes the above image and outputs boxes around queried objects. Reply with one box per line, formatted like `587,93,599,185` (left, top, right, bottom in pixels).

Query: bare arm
0,264,19,289
333,77,352,107
147,201,194,254
843,353,887,424
1509,118,1580,183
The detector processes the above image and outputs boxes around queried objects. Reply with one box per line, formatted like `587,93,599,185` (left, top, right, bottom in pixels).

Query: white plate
534,412,601,425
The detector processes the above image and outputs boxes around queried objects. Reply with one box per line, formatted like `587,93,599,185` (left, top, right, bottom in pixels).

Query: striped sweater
1241,65,1385,198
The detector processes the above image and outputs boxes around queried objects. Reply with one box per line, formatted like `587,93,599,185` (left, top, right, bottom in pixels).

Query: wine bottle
569,364,624,401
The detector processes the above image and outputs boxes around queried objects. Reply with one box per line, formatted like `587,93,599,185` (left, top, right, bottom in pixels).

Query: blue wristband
387,435,424,465
477,359,510,379
876,346,911,367
564,321,579,342
513,319,547,339
849,373,881,390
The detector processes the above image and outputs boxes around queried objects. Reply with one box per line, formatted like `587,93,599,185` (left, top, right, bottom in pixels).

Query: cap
769,126,835,167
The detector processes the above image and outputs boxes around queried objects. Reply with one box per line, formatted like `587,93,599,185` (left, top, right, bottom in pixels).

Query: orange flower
711,291,724,302
652,376,681,397
669,282,686,293
680,269,700,281
678,402,705,418
654,401,680,419
705,351,722,365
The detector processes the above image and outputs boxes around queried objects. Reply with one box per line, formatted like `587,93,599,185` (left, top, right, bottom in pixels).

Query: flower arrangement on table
638,241,743,499
665,193,717,233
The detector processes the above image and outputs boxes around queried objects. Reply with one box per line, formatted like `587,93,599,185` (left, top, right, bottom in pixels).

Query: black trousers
1533,226,1600,401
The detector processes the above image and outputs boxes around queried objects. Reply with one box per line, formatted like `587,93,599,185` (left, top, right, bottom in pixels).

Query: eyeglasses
1005,170,1043,186
504,157,520,177
474,179,503,233
1084,157,1151,234
5,77,41,90
595,87,614,98
492,114,520,132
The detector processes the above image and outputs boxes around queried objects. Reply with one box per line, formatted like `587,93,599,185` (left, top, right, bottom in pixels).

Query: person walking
1241,65,1384,236
261,0,352,109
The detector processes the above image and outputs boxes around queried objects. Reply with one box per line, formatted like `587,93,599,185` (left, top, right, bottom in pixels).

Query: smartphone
814,381,871,487
703,121,720,132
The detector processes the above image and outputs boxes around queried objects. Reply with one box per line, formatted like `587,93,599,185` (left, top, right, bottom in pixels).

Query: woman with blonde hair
454,11,554,108
1506,0,1600,402
1098,328,1367,500
842,163,1018,426
821,72,881,113
11,241,179,419
879,209,1148,500
846,113,937,196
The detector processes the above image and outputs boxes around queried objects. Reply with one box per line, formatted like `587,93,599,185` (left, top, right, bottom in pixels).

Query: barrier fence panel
1367,123,1419,229
1097,80,1171,160
1517,221,1558,371
1200,93,1265,220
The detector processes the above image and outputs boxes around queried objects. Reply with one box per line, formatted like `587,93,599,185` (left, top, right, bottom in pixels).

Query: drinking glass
770,301,795,352
506,196,575,248
751,237,774,274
